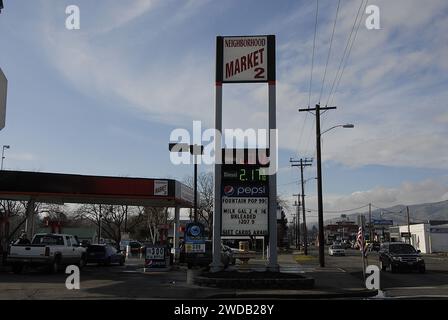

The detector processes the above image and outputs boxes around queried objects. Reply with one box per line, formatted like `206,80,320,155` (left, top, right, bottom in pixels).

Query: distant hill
324,200,448,226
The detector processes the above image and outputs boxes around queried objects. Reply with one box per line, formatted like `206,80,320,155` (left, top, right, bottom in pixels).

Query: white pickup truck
8,233,87,274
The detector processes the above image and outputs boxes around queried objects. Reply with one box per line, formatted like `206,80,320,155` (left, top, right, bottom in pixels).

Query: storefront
393,223,448,253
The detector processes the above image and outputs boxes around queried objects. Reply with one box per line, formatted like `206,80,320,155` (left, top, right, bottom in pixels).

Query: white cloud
36,0,448,171
8,152,37,162
435,112,448,124
100,0,158,33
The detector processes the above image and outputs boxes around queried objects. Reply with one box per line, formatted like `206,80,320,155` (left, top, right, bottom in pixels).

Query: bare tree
185,172,214,238
0,200,42,241
75,204,143,245
142,207,171,245
1,200,24,254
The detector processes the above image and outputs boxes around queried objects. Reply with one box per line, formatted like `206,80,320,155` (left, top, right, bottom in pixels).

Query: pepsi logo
224,185,235,196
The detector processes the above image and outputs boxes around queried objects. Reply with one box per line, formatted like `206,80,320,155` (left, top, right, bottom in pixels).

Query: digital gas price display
222,165,268,183
221,164,269,236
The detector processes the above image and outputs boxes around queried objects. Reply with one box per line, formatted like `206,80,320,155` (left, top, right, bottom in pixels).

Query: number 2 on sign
254,67,265,79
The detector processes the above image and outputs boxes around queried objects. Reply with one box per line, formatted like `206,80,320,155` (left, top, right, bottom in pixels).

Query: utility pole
292,216,296,248
98,204,102,244
369,203,372,241
299,104,336,267
290,157,313,255
194,152,198,222
407,206,411,245
293,196,301,250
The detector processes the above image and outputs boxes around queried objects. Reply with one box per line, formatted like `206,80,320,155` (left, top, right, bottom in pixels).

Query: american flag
356,226,366,256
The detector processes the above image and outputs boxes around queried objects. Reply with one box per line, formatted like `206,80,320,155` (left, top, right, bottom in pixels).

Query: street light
321,124,354,135
316,122,354,267
169,143,204,223
1,145,10,170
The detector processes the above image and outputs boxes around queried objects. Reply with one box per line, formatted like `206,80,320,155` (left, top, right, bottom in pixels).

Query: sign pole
267,81,279,272
0,68,7,131
211,80,223,272
173,206,180,263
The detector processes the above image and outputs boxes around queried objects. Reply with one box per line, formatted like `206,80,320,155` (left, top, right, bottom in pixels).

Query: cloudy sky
0,0,447,223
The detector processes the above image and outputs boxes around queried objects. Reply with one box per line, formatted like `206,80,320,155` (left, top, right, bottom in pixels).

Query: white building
393,223,448,254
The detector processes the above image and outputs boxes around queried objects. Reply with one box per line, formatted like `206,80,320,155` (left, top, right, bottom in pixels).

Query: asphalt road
321,248,448,298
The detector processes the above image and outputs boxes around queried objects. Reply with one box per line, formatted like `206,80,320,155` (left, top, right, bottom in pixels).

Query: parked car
379,242,425,273
86,244,125,266
119,240,144,255
185,240,231,269
7,233,87,274
328,244,346,256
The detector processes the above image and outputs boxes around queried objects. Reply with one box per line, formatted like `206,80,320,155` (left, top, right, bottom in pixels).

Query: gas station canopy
0,170,193,207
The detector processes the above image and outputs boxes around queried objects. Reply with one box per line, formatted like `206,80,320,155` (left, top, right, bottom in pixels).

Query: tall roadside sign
0,68,7,131
212,35,278,272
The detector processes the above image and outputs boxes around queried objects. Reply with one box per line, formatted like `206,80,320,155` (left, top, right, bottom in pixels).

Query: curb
194,275,315,290
204,289,379,299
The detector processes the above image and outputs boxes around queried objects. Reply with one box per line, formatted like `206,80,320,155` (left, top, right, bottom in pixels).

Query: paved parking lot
1,250,447,299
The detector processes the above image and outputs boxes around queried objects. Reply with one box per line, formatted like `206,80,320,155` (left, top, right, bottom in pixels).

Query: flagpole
358,224,366,282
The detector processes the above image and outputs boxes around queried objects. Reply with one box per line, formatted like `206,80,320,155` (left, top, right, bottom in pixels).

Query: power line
319,0,341,104
304,120,316,158
296,111,309,156
318,2,341,154
307,204,370,214
371,204,429,223
308,0,320,108
329,0,369,107
278,180,300,187
325,0,366,107
371,204,404,214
